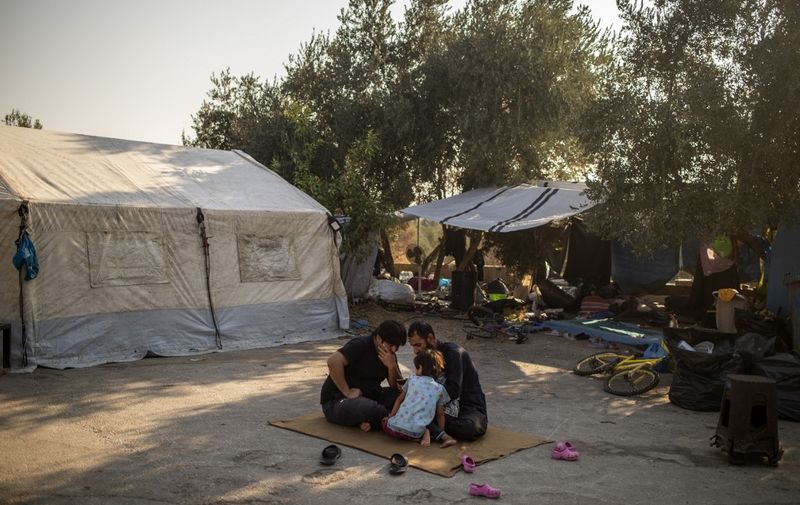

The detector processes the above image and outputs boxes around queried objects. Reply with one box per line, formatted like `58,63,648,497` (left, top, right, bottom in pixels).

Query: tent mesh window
237,234,300,282
87,232,169,287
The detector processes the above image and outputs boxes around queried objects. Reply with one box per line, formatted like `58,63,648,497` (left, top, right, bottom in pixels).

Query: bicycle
573,342,668,396
464,318,536,344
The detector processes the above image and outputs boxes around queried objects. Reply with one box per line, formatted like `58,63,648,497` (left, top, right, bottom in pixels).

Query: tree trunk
433,225,448,285
421,243,441,276
457,231,483,271
380,228,396,278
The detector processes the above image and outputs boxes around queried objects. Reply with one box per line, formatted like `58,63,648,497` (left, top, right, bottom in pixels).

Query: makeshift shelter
0,126,348,370
398,182,594,233
398,182,688,297
611,242,679,294
397,182,596,307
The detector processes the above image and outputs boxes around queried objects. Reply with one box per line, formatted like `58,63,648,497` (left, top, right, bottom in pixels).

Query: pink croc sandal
469,483,501,498
462,454,476,473
551,441,579,461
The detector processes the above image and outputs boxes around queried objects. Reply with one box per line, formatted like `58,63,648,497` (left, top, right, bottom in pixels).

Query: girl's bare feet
420,429,431,447
359,421,372,432
440,433,457,448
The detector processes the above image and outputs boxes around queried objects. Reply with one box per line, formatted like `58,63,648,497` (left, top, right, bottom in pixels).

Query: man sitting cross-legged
320,320,407,432
407,320,488,442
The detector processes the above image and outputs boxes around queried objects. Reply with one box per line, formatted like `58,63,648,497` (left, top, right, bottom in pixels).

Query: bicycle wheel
467,305,502,326
573,352,621,376
603,368,660,396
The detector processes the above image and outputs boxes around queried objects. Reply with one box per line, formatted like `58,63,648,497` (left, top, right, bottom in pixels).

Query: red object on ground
408,277,437,291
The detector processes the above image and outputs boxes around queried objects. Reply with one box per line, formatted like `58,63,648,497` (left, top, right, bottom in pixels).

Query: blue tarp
767,222,800,316
537,318,663,346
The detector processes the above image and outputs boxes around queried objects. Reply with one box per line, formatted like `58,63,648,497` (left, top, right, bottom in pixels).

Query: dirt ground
1,303,798,505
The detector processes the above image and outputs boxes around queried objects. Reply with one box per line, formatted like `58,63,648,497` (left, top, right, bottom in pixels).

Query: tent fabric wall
767,223,800,317
563,219,611,287
611,241,679,294
0,126,348,369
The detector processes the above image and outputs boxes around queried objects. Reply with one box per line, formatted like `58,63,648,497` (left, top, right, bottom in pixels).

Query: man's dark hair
413,349,445,377
373,320,407,347
407,320,435,340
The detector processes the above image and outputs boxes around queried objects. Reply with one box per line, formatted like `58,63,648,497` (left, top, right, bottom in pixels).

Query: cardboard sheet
270,412,549,477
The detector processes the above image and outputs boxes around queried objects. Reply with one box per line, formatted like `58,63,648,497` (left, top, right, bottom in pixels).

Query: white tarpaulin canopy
0,125,348,370
398,182,594,232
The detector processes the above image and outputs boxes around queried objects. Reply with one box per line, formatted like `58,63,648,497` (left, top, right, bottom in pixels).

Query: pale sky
0,0,621,146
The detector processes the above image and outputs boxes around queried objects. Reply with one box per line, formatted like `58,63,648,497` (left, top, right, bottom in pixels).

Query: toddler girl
382,349,457,447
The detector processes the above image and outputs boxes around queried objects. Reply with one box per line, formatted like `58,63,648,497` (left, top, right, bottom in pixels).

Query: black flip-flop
389,453,408,475
320,444,341,466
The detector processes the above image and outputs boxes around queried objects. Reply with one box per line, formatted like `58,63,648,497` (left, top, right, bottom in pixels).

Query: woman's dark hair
414,349,445,377
373,320,407,348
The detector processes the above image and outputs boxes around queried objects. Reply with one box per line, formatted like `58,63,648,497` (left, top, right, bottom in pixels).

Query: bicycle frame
610,355,660,374
574,340,670,396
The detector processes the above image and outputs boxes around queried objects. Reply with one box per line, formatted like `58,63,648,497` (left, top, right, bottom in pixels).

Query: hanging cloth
13,229,39,280
13,202,38,280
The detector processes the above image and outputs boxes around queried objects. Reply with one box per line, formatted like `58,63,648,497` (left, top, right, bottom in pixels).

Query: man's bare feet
440,433,457,448
420,429,431,447
359,421,372,432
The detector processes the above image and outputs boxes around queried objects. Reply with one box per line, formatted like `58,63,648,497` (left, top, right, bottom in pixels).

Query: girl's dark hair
372,320,407,348
414,349,445,377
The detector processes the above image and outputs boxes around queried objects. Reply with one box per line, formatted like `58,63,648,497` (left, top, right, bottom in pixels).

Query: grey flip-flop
320,444,341,465
389,453,408,474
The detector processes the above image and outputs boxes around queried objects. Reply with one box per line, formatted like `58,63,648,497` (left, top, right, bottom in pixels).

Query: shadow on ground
1,304,798,505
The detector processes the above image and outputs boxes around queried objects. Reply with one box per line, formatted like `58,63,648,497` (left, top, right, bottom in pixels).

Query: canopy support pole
433,225,448,285
416,218,422,294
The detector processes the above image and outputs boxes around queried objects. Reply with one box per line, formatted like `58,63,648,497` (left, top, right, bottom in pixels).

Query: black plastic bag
735,309,783,337
664,327,746,411
669,365,741,411
753,352,800,421
734,332,775,369
735,309,791,351
539,278,577,310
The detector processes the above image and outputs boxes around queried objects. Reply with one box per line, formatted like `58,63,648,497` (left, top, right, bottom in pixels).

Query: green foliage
182,70,303,181
284,0,413,208
388,0,610,199
446,0,609,190
484,224,566,279
4,109,42,129
185,0,609,261
294,131,398,259
582,0,800,251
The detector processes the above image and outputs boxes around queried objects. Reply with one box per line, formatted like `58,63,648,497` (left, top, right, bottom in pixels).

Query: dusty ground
1,303,798,505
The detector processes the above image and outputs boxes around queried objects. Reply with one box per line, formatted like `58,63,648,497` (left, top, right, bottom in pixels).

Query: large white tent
0,125,348,370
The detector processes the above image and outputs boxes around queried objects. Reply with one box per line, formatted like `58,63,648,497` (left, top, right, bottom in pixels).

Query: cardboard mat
270,412,549,477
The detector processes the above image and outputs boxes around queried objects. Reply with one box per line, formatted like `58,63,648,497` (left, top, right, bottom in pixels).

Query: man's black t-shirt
320,336,388,404
437,341,487,414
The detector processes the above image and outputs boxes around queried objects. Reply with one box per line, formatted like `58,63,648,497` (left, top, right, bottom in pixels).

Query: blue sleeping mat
537,318,663,346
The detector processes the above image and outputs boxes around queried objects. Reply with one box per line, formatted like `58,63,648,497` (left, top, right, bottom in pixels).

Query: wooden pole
457,230,483,271
433,224,448,284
